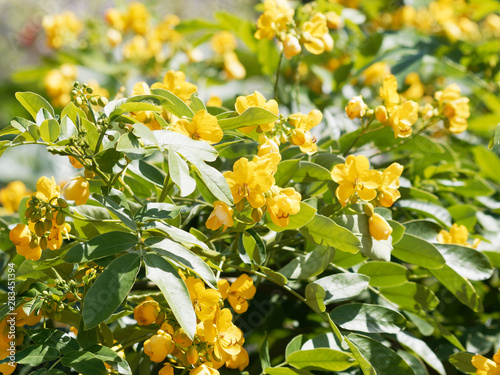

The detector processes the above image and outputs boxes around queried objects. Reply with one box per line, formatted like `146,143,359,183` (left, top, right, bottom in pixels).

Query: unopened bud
25,207,34,218
39,236,48,250
98,96,108,106
34,221,45,237
363,203,375,217
43,219,53,232
29,237,39,249
75,97,83,106
56,211,65,226
235,200,245,211
89,96,99,106
251,208,263,223
186,346,199,365
45,210,54,221
57,198,68,208
86,87,93,94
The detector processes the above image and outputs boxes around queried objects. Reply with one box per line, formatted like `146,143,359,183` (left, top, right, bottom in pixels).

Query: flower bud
345,96,368,120
375,106,388,123
75,96,83,106
143,333,175,362
235,200,245,212
159,364,174,375
283,34,302,60
61,177,90,206
25,207,34,218
89,97,99,106
173,327,193,348
186,345,199,365
29,237,39,249
43,219,53,232
133,297,160,326
9,224,31,247
368,213,393,241
57,198,68,208
45,210,54,221
363,203,375,217
98,96,109,107
251,208,263,223
56,211,65,226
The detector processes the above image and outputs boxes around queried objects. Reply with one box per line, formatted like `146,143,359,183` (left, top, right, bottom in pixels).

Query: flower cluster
42,11,83,49
434,83,470,134
210,32,246,80
7,176,81,260
0,181,30,214
254,0,336,59
134,274,255,374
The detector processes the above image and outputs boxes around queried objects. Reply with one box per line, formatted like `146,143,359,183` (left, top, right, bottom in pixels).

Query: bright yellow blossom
204,308,243,361
130,82,163,130
345,96,368,120
380,75,400,108
223,52,246,80
368,213,393,241
44,64,78,107
35,176,60,203
388,101,419,138
14,304,43,327
185,276,221,321
302,13,334,55
438,224,479,248
0,181,30,213
331,155,382,207
225,347,250,371
159,364,174,375
173,110,223,144
471,348,500,375
435,84,470,133
9,224,31,248
206,201,234,232
224,158,275,208
254,0,294,41
211,31,238,54
403,72,425,100
127,2,151,35
143,331,175,362
224,274,256,314
377,163,403,207
152,70,198,103
235,91,279,133
207,96,223,107
133,297,160,326
288,109,322,154
42,12,83,49
47,222,71,251
190,364,220,375
363,62,390,85
283,34,302,59
267,187,302,228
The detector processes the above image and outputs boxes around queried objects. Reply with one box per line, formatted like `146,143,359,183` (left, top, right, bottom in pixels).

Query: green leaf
275,159,301,186
314,273,369,303
279,246,335,280
305,283,326,312
194,160,233,205
437,178,495,197
292,161,333,182
358,261,408,287
29,329,79,354
403,219,442,242
145,237,216,287
39,119,60,143
153,130,218,162
447,204,477,231
168,148,196,197
301,332,344,352
61,102,87,124
435,244,494,281
64,231,138,263
61,351,108,375
15,91,55,120
260,334,271,373
265,368,314,375
430,265,482,312
217,107,278,130
116,133,147,160
380,282,439,312
245,228,267,265
81,118,100,151
86,345,132,375
151,88,195,118
148,222,210,251
347,334,414,375
93,194,137,231
395,199,452,227
395,331,446,375
285,335,308,359
331,303,407,334
135,203,182,222
189,93,206,112
388,220,405,244
392,234,445,269
144,253,197,339
300,214,361,254
11,345,60,365
287,348,355,372
83,253,141,329
473,145,500,182
265,202,317,232
448,352,476,374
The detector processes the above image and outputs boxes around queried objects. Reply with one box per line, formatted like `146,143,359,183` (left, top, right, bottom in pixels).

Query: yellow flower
0,181,30,213
207,96,223,107
258,139,281,158
375,106,388,122
288,109,322,154
377,163,403,207
130,82,163,130
190,364,220,375
42,12,83,49
223,52,246,80
224,158,275,209
173,327,193,348
254,0,294,41
403,72,424,101
438,224,479,248
368,213,393,241
363,62,390,86
235,91,279,133
133,297,160,326
123,35,150,61
143,331,175,362
206,201,234,232
44,64,78,107
283,34,302,59
471,349,500,375
331,155,382,207
105,8,128,31
16,244,42,261
35,176,60,203
152,70,198,103
380,75,400,108
68,156,83,169
436,84,470,134
345,96,368,120
225,274,256,314
127,2,151,35
14,304,43,327
106,28,122,47
325,11,343,29
204,308,243,361
159,364,174,375
61,177,90,206
225,347,249,371
173,110,223,144
211,31,237,54
185,276,221,321
388,101,419,138
9,224,31,248
47,222,71,251
267,187,302,228
302,13,334,55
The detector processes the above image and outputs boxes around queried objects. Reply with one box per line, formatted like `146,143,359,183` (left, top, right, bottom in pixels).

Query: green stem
118,176,143,204
274,50,285,101
343,118,373,157
158,174,171,203
48,358,62,371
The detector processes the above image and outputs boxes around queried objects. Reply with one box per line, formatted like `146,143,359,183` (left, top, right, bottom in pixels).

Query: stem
158,174,171,203
274,50,284,101
48,358,62,371
343,118,373,157
118,176,143,204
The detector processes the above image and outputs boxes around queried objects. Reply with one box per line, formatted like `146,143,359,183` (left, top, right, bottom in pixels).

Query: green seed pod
31,212,42,222
56,211,65,226
24,207,34,218
45,210,54,221
29,237,39,249
44,219,53,232
251,208,263,223
107,134,115,141
57,198,68,208
35,221,46,237
39,236,48,250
